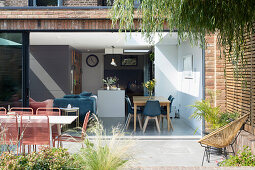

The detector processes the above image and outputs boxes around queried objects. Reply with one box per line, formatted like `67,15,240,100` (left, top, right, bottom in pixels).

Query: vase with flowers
103,76,119,90
143,79,156,99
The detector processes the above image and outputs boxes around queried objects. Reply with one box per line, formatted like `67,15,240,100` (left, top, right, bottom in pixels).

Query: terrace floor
63,139,222,167
61,118,224,168
99,117,201,138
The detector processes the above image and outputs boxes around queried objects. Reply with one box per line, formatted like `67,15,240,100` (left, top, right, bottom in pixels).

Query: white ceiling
30,32,178,53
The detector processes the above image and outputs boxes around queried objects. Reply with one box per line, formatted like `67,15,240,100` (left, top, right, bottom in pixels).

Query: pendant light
110,46,117,66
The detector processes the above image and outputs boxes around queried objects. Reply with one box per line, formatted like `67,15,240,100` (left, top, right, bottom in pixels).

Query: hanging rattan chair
198,113,249,166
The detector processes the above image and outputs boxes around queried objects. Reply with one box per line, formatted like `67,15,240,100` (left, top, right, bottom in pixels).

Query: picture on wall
121,56,137,66
183,54,193,79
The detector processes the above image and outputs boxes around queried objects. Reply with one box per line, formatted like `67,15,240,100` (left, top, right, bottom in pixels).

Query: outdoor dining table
0,115,78,147
132,96,173,132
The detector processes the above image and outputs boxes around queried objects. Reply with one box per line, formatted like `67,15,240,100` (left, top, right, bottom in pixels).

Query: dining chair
124,96,143,130
142,100,161,133
56,111,90,148
36,107,61,116
20,116,50,153
0,116,19,154
160,95,173,115
160,97,174,129
36,108,61,147
168,95,173,101
0,107,7,115
10,107,33,115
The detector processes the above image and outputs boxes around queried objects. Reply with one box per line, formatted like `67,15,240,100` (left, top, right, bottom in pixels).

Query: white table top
0,116,78,125
59,107,79,111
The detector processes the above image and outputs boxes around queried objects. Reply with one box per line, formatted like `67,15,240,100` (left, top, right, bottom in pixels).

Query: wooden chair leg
22,145,25,155
168,117,174,130
155,117,161,133
19,144,22,153
137,114,143,130
125,114,132,130
143,116,149,133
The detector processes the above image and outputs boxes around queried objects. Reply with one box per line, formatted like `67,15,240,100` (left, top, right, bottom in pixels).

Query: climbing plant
110,0,255,77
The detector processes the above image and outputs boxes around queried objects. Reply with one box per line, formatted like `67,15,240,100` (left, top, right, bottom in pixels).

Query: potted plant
143,79,156,99
189,99,239,134
102,76,118,90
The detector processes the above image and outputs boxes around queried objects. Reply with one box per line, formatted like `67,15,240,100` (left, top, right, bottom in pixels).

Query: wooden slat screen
225,28,255,134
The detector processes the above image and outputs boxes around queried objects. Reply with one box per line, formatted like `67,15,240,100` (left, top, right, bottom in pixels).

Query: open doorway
29,32,202,137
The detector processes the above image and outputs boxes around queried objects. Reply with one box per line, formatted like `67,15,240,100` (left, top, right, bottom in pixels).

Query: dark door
0,32,29,109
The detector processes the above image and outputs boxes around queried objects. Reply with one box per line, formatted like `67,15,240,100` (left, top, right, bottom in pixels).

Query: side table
60,107,80,130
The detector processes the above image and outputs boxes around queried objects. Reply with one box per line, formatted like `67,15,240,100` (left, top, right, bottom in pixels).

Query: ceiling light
111,58,117,67
124,49,150,53
110,46,117,67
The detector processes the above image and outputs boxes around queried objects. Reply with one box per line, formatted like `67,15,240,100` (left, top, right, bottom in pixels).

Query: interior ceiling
30,32,179,53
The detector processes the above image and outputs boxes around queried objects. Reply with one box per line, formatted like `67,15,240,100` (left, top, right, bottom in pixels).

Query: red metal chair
36,107,60,116
20,116,50,153
0,116,19,154
0,107,7,115
10,107,33,115
36,108,61,147
56,111,90,147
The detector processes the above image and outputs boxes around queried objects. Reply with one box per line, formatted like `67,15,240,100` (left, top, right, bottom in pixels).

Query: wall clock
86,54,99,67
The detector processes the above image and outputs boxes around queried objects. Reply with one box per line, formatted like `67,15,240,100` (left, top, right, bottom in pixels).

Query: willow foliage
110,0,255,77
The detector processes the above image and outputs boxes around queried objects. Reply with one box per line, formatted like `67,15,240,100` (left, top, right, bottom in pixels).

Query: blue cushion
63,94,80,98
80,91,92,97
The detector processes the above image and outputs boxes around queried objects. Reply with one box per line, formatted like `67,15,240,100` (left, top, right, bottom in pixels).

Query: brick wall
235,131,255,154
4,0,28,7
204,34,226,110
64,0,98,6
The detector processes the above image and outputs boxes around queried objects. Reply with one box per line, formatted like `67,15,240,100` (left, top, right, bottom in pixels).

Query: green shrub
189,99,222,130
219,146,255,167
0,147,78,169
189,99,239,130
218,112,239,127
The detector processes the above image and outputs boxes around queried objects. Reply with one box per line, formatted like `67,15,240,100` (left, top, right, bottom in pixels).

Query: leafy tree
110,0,255,75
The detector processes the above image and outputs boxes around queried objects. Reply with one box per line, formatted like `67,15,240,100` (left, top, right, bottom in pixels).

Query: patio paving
63,139,223,168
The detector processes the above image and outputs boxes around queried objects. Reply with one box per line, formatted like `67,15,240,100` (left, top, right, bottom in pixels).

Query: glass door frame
22,31,30,107
0,31,30,107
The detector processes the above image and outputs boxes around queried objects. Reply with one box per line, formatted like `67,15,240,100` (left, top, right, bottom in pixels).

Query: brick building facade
0,0,254,154
64,0,98,6
0,0,101,7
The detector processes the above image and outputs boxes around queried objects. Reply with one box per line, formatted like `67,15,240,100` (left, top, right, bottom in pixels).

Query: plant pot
106,86,110,90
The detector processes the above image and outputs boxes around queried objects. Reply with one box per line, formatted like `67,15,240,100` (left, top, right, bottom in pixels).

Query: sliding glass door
0,32,29,109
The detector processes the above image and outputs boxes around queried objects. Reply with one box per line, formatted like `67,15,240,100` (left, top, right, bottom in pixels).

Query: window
29,0,63,6
0,33,23,108
37,0,58,6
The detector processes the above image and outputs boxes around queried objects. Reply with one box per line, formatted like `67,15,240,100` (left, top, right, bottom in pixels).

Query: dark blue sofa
53,93,96,124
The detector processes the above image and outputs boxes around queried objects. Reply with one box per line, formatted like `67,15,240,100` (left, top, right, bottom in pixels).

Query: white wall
155,40,202,134
82,53,104,95
177,41,202,133
155,45,179,109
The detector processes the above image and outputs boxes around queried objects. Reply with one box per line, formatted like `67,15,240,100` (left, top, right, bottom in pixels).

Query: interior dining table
133,96,173,132
0,115,78,147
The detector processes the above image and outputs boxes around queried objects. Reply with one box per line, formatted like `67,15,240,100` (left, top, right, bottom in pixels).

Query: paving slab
63,139,224,167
